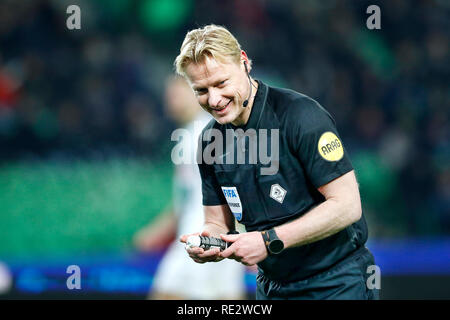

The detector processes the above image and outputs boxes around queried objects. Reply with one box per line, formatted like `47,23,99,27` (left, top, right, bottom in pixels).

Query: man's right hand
179,230,224,264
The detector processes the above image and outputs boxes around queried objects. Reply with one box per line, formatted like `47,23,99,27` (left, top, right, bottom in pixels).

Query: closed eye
193,79,227,95
195,88,208,95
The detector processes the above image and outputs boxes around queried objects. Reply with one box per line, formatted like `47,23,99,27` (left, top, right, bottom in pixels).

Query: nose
207,88,222,108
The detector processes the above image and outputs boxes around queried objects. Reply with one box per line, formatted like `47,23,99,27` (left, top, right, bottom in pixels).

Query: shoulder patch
318,131,344,161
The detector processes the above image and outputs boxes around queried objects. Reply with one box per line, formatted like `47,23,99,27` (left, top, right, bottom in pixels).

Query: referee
177,25,379,300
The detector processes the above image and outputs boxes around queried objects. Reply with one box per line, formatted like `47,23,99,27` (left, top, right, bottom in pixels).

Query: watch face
269,239,284,254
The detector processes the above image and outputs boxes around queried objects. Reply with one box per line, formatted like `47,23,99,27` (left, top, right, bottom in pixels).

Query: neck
231,78,258,127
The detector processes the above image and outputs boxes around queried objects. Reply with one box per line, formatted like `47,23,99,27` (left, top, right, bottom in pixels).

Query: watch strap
261,228,282,254
261,230,271,253
267,228,279,241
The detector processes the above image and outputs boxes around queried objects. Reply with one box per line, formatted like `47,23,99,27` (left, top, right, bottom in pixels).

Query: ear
240,50,250,72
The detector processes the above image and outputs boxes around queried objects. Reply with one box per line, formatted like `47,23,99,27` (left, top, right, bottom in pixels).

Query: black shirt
197,80,368,282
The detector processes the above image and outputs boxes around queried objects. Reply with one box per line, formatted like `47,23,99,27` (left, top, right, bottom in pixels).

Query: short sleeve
290,98,353,188
197,137,227,206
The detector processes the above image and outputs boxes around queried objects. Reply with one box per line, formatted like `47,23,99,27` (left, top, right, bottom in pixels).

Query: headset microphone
243,61,252,107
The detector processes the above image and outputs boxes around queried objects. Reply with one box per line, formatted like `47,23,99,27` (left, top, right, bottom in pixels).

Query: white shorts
151,241,246,299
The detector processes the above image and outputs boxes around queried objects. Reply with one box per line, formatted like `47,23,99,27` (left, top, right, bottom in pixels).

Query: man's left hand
219,232,268,266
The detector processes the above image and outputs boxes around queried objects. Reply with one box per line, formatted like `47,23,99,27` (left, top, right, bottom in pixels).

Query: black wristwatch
261,228,284,255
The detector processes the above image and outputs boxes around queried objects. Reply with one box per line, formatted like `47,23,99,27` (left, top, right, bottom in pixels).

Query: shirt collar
229,79,268,131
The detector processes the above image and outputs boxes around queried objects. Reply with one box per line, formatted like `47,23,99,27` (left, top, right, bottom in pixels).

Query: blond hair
174,24,251,77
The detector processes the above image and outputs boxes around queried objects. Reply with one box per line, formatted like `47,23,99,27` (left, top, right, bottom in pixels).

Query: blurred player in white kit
134,76,246,300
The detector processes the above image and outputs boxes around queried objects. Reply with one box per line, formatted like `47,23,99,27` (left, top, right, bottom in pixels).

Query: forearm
202,204,235,237
275,198,361,249
203,220,230,237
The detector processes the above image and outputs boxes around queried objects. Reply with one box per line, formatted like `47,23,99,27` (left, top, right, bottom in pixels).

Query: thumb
220,233,239,242
179,232,200,243
200,230,211,237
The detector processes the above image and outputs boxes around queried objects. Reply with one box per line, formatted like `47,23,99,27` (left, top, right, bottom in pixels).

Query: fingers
179,232,200,243
186,246,222,263
186,246,204,256
181,230,232,264
219,233,239,259
200,230,211,237
220,233,239,242
220,245,234,259
198,247,221,259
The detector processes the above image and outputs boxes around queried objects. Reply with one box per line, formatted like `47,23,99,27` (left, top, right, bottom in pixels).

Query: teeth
216,100,231,111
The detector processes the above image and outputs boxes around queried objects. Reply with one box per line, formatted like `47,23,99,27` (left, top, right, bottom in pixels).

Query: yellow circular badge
318,132,344,161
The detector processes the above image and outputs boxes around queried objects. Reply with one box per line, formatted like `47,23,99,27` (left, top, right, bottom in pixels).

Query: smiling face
184,54,253,126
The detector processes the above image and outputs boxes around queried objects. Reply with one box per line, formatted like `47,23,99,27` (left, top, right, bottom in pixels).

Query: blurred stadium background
0,0,448,299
